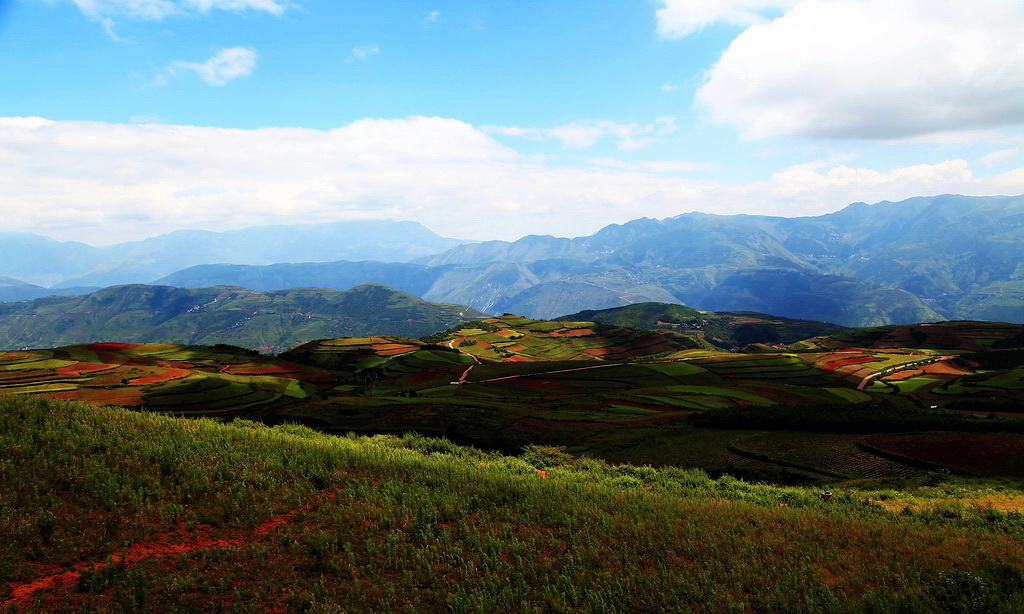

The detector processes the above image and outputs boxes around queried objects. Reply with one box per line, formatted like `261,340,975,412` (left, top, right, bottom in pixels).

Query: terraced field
0,342,336,417
729,432,925,480
1,317,1022,482
863,433,1024,478
793,321,1024,352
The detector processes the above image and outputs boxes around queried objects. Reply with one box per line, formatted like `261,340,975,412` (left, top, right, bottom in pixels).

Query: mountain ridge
0,219,472,287
0,283,486,353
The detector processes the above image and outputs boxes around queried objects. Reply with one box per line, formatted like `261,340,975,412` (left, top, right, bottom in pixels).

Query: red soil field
548,328,594,337
130,368,191,385
822,356,876,372
371,344,418,351
54,363,116,377
411,370,441,383
375,347,419,356
867,433,1024,478
502,355,529,362
504,344,529,353
583,347,627,356
226,362,306,375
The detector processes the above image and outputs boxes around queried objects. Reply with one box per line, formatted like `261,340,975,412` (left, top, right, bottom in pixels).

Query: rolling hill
559,301,846,349
0,283,486,353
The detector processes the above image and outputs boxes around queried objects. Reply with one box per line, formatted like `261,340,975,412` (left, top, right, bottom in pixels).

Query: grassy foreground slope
3,395,1024,613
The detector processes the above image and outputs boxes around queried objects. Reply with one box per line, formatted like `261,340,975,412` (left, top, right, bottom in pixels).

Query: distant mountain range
0,219,472,288
155,194,1024,326
4,195,1022,327
0,283,486,353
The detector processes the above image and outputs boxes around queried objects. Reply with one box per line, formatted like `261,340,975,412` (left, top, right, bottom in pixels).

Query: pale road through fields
857,356,957,391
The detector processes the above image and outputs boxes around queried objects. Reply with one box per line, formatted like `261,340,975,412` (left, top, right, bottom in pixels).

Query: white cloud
426,10,440,22
485,117,677,150
976,148,1020,167
767,159,976,202
168,47,257,86
0,116,1021,244
345,45,380,63
588,158,718,173
65,0,291,20
643,160,718,173
656,0,797,38
692,0,1024,140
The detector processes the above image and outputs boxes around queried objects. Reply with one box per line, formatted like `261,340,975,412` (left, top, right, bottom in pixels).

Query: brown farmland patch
375,347,419,356
548,328,594,337
866,433,1024,478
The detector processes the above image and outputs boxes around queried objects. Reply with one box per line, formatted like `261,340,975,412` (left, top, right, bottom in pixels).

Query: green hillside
3,395,1024,612
560,302,845,349
792,321,1024,352
0,283,487,353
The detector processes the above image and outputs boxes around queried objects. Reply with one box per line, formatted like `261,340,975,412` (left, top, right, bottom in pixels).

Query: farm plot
689,354,835,385
864,433,1024,478
729,432,925,480
143,377,284,415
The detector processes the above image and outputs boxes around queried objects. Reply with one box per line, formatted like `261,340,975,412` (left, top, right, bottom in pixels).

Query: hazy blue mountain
0,234,104,287
699,270,940,327
0,220,472,288
139,195,1024,325
0,275,98,303
155,260,439,297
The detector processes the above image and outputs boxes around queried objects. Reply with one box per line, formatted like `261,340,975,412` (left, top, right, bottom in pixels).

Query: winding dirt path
2,489,345,610
856,356,956,391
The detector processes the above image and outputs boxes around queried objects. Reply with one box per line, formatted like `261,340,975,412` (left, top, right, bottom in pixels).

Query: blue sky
1,0,1023,244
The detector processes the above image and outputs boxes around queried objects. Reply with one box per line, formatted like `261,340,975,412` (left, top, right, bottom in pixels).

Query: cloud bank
661,0,1024,140
1,116,1021,244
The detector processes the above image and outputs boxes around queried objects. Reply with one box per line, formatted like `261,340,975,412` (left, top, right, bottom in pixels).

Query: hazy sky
2,0,1024,244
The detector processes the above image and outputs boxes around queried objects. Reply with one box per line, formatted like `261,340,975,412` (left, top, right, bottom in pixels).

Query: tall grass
2,395,1023,613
